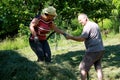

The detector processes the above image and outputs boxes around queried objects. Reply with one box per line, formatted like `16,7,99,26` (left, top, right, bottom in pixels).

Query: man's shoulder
88,21,97,24
88,21,98,27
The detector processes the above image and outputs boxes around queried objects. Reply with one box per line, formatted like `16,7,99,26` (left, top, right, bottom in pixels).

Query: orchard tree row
0,0,120,39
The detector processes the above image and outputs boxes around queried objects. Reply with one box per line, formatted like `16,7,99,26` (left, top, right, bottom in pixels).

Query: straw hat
42,6,57,16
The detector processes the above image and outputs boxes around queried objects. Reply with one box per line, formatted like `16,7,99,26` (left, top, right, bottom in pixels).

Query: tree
0,0,46,38
112,0,120,33
0,0,115,39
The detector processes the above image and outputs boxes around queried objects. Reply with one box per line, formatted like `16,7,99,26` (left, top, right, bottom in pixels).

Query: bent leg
94,60,103,80
42,40,51,62
79,62,86,80
94,51,104,80
79,52,100,80
79,55,93,80
29,38,44,61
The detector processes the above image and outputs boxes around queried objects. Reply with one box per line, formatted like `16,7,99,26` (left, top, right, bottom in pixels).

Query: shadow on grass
0,50,41,80
0,44,119,80
53,44,120,79
103,44,120,67
53,44,120,70
0,50,77,80
53,50,84,67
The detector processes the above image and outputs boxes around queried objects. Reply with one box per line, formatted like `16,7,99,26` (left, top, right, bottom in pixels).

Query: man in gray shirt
66,13,105,80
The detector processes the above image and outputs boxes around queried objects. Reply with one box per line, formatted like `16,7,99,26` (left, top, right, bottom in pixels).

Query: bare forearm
29,18,39,37
69,36,85,42
30,24,37,37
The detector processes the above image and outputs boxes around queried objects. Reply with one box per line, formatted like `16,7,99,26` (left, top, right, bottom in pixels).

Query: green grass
0,36,29,50
0,34,120,80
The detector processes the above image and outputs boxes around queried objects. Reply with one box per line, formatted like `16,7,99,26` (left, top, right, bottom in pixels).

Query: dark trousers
29,38,51,62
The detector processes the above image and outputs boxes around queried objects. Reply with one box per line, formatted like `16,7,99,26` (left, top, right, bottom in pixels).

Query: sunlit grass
0,36,29,50
0,33,120,80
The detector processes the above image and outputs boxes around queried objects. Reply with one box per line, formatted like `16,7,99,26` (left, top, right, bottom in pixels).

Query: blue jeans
29,38,51,62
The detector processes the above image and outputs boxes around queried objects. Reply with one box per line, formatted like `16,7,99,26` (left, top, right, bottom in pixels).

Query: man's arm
66,35,86,42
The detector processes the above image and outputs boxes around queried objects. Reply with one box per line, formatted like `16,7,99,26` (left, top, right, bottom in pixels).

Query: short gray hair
78,13,89,20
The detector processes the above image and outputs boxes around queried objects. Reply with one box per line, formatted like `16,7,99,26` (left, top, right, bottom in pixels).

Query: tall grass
0,36,29,50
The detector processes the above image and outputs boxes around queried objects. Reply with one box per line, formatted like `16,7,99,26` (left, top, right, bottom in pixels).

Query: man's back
81,21,105,52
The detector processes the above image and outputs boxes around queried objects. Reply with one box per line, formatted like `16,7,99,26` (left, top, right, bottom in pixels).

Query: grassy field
0,33,120,80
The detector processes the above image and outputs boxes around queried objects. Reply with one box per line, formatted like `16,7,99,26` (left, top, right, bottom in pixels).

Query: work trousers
29,38,51,62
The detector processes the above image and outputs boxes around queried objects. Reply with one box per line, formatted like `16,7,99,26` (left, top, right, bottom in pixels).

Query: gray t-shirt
80,21,105,52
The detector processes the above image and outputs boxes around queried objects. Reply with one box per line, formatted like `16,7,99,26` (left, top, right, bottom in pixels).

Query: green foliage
76,0,113,23
0,0,46,37
0,0,119,39
71,18,83,36
112,0,120,33
99,18,113,30
112,0,120,12
18,23,30,37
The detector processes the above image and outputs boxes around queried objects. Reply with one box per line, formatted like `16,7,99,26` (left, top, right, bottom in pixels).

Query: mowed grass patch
0,50,77,80
0,33,120,80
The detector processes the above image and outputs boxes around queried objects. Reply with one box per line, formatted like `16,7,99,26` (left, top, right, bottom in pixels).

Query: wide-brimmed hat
42,6,57,16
